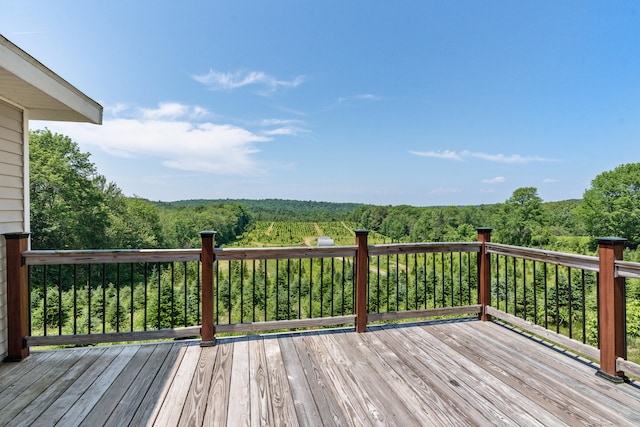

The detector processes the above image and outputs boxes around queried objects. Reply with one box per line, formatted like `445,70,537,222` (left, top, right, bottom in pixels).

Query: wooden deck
2,319,640,426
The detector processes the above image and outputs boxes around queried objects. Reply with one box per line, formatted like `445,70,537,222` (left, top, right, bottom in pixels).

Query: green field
228,221,390,247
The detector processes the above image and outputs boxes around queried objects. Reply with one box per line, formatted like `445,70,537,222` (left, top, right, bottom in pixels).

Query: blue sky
3,1,640,206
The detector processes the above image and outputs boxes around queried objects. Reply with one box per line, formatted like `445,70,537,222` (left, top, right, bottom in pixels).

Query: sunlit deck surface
2,319,640,427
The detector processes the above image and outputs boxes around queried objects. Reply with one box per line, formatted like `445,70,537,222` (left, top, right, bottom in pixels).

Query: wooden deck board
80,344,156,427
406,323,563,426
178,344,218,426
277,335,323,426
249,335,274,427
263,337,298,426
152,342,201,426
330,330,425,426
102,342,178,427
7,348,101,427
56,345,141,426
127,342,187,427
203,339,233,427
449,322,640,425
376,324,515,426
227,339,250,427
0,349,81,411
1,319,640,426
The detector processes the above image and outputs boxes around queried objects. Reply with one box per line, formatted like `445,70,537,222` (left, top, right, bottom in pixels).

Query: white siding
0,100,24,360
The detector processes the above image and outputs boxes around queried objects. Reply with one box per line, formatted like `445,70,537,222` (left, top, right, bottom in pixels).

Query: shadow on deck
1,318,640,426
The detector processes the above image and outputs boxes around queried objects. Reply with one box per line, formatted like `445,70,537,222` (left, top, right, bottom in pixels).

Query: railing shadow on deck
4,228,640,384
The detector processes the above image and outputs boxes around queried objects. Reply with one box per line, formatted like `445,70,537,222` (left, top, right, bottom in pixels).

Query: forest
27,130,640,361
29,129,640,255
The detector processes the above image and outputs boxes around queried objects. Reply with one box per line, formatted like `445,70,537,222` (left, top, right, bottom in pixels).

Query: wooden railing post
477,228,492,321
200,231,216,346
596,237,627,383
4,233,30,361
355,230,369,333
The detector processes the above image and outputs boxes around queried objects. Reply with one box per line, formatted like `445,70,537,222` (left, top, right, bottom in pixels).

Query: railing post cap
596,237,627,246
476,227,493,233
355,229,369,235
200,230,217,236
3,233,30,239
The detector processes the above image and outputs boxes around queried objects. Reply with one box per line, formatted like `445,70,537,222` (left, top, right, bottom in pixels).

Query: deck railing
4,229,640,383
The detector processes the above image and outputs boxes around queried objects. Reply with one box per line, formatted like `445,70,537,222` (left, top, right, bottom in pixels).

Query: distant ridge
155,198,367,222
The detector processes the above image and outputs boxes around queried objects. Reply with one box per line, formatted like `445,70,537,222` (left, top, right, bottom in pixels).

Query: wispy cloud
140,102,210,120
411,150,556,163
542,178,559,183
410,150,463,161
338,93,381,104
257,118,308,137
39,103,270,175
192,69,305,94
483,176,506,184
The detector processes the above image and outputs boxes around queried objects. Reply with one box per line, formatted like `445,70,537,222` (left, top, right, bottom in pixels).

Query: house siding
0,99,24,359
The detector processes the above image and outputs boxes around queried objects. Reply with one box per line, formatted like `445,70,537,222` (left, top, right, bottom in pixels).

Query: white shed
317,236,335,247
0,34,102,360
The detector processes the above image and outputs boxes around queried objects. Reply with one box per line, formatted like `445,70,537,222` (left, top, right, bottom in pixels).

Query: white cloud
543,178,559,183
263,127,300,136
338,93,381,104
38,103,271,175
483,176,505,184
411,149,556,163
410,150,463,161
192,69,305,94
356,94,380,100
259,118,308,136
140,102,211,120
466,151,553,163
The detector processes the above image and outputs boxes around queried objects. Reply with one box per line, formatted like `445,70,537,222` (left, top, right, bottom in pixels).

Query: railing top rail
615,260,640,279
368,241,481,257
486,242,599,272
213,245,357,261
22,248,201,265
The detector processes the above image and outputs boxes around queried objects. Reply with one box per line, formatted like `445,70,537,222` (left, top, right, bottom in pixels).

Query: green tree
30,129,111,249
107,196,163,248
577,163,640,248
498,187,545,246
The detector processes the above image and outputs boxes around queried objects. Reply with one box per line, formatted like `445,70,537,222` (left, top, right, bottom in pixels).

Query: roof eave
0,34,103,124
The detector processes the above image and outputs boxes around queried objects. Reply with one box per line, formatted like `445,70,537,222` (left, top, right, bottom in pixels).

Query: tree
498,187,545,246
107,196,163,248
577,163,640,248
30,129,112,249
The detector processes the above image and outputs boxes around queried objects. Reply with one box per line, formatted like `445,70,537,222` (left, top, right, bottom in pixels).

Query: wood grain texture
151,343,201,426
203,340,234,427
1,321,640,426
227,338,251,427
178,345,218,426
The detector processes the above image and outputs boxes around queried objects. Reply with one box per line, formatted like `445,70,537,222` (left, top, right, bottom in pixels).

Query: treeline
157,198,362,222
30,130,250,250
30,130,640,257
350,195,586,250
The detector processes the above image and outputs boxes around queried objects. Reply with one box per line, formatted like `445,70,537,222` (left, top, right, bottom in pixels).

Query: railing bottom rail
486,306,600,362
215,315,356,334
26,326,201,347
368,305,481,322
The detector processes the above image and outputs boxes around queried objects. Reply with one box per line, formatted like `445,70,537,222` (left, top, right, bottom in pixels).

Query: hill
155,198,367,221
